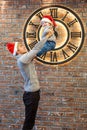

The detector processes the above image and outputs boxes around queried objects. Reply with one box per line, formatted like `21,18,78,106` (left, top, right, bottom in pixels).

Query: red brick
0,0,87,130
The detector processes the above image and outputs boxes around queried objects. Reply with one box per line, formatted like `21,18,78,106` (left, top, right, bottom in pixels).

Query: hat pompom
6,42,18,56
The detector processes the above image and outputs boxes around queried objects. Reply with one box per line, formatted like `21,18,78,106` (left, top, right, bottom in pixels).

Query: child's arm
42,26,53,38
42,26,56,42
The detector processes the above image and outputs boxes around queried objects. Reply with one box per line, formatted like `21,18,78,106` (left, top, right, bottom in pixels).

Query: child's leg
37,41,56,57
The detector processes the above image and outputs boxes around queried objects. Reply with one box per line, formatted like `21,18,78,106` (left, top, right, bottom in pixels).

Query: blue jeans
37,41,56,57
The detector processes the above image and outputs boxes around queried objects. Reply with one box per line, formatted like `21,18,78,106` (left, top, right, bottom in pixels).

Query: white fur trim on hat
41,18,52,25
13,42,18,56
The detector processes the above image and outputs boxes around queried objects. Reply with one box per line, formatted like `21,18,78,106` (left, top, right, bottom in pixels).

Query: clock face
23,5,85,65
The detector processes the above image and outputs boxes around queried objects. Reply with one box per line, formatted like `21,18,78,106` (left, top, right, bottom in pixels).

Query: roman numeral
50,8,58,18
29,40,38,49
67,42,78,53
40,52,47,60
26,32,36,38
62,11,69,21
36,12,43,19
50,51,58,62
29,21,39,28
67,18,78,27
71,32,81,38
62,49,70,59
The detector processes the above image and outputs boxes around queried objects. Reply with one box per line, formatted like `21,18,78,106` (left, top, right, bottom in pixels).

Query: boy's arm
19,37,48,64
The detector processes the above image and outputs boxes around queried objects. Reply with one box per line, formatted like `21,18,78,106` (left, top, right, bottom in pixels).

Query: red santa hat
41,15,57,27
6,42,18,56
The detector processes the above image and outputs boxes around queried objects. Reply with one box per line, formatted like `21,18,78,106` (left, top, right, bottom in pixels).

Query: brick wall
0,0,87,130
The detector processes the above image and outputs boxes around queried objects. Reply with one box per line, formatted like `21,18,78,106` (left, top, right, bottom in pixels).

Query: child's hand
46,30,54,38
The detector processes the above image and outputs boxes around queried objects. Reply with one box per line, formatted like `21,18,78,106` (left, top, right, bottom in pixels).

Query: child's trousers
37,41,56,57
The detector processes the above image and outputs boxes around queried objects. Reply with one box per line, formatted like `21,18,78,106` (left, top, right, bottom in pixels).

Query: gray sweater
16,37,48,92
41,26,56,42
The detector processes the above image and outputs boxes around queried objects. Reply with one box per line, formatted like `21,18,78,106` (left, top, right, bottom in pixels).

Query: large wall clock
23,5,85,65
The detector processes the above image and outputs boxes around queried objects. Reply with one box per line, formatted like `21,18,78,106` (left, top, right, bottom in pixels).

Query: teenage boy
6,31,53,130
